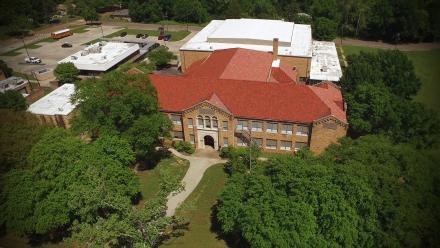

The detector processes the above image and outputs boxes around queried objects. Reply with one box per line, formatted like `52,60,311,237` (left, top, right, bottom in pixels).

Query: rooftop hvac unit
71,55,78,60
81,50,89,56
321,65,328,72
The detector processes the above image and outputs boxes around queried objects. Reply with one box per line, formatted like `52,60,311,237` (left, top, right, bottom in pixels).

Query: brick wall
309,116,348,154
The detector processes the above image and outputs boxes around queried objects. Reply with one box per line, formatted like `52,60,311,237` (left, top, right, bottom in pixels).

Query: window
170,114,181,125
237,137,247,146
173,131,183,139
197,116,203,128
236,120,248,131
294,142,308,151
190,134,195,144
188,118,193,128
266,139,277,149
280,140,292,150
281,124,293,135
296,125,309,136
251,121,263,132
266,122,278,133
223,121,228,131
205,116,211,128
253,138,263,147
223,137,229,147
212,117,218,129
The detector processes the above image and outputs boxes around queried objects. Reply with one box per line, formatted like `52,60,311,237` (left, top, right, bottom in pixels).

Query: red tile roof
149,48,346,124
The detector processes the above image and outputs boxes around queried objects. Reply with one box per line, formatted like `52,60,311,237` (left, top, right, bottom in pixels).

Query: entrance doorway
204,135,215,148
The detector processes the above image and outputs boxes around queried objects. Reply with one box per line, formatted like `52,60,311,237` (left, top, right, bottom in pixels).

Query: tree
323,135,440,247
173,0,208,23
313,17,338,40
341,50,438,147
216,154,378,247
54,62,80,85
0,60,13,78
0,90,27,111
147,46,177,68
71,71,170,156
0,109,49,173
216,135,440,247
82,7,99,23
0,128,140,237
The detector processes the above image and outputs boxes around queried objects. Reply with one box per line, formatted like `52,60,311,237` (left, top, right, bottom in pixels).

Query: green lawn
71,26,89,33
405,50,440,112
136,156,189,204
162,164,229,248
104,28,190,41
341,45,440,112
0,37,57,56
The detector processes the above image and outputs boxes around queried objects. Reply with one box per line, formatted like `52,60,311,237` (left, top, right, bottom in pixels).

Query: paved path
166,148,226,217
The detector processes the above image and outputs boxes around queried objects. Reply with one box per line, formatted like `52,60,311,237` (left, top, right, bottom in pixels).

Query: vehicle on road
163,34,171,41
120,31,127,37
25,57,42,64
61,42,72,48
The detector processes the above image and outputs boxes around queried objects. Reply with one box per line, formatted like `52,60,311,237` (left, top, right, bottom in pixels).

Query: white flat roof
28,84,76,116
310,41,343,82
0,77,28,93
181,19,312,57
59,42,139,71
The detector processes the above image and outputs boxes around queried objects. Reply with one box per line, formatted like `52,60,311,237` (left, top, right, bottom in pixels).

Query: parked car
120,31,127,37
25,57,42,64
61,42,72,48
136,33,142,38
163,34,171,41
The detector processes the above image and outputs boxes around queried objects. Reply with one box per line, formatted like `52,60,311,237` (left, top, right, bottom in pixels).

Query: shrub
172,140,195,154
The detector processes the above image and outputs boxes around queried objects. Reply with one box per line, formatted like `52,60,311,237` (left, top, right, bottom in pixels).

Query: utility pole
21,36,30,58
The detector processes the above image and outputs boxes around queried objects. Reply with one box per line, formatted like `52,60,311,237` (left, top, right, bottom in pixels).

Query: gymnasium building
179,18,342,82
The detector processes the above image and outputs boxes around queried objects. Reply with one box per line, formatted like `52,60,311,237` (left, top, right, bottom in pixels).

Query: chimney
272,38,279,60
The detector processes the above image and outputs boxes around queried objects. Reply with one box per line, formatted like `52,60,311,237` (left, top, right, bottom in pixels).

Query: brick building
149,47,347,154
27,83,77,128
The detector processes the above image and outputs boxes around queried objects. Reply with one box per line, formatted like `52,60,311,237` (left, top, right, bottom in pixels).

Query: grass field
162,165,229,248
136,156,189,205
341,45,440,112
104,28,190,41
0,37,57,56
71,26,89,33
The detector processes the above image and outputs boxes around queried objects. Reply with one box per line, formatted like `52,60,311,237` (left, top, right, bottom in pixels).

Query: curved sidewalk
166,148,226,217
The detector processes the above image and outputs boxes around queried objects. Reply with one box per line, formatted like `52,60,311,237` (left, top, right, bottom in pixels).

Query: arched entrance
204,135,215,148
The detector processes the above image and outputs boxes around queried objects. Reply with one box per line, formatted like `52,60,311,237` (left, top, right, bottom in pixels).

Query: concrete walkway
166,148,226,217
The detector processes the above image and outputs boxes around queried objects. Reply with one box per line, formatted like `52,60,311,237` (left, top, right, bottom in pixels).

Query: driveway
166,148,226,217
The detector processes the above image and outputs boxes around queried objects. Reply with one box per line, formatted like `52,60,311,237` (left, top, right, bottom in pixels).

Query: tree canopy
341,50,439,148
71,71,171,156
0,90,27,111
0,109,49,173
147,46,177,68
54,62,80,85
216,135,440,247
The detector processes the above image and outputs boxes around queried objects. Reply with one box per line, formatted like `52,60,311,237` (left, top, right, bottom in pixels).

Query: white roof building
181,19,313,57
59,42,139,71
0,77,28,94
28,83,76,116
310,41,343,82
